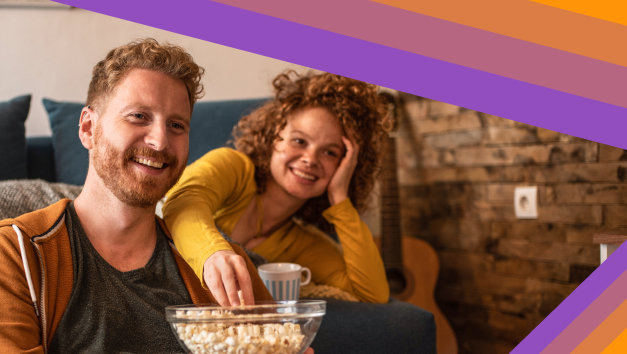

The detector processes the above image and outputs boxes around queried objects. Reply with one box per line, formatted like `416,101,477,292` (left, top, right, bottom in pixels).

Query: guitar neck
380,131,404,271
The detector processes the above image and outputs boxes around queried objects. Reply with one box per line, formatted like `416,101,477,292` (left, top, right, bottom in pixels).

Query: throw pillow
43,99,87,186
0,95,31,181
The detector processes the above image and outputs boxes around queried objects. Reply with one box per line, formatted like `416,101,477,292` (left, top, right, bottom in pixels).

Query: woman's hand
203,250,254,307
327,136,359,206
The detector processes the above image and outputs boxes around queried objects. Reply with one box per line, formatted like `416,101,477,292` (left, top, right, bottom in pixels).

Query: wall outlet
514,186,538,219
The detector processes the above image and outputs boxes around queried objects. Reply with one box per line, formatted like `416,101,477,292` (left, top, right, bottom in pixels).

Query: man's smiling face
90,68,191,208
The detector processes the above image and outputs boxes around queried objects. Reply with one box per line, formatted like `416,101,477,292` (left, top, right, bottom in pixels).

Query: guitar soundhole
386,268,408,295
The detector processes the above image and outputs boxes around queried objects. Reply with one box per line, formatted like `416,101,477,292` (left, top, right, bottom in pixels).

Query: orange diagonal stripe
531,0,627,26
601,327,627,354
570,297,627,354
372,0,627,67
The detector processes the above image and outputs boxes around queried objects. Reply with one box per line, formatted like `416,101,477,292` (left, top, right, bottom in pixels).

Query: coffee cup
258,263,311,301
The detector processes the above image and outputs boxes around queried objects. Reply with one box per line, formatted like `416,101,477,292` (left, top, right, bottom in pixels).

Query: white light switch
514,186,538,219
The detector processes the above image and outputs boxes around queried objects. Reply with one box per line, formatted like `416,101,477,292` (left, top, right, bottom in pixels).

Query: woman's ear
78,106,96,150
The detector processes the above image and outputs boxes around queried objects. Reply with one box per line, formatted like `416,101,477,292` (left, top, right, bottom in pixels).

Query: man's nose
145,122,169,151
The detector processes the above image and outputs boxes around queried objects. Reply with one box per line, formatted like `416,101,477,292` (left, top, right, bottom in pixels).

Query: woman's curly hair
232,71,392,231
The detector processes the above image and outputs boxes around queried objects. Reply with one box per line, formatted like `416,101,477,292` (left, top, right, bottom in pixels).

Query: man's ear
79,107,96,149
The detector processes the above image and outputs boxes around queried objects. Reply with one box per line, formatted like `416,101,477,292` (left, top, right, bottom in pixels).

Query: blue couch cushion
43,98,268,186
43,98,86,185
188,98,267,163
0,95,31,181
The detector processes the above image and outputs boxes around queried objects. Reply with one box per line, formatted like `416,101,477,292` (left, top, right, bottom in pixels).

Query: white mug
258,263,311,301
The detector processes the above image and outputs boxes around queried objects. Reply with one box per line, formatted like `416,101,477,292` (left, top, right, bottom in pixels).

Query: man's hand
304,348,314,354
327,136,359,206
203,250,254,307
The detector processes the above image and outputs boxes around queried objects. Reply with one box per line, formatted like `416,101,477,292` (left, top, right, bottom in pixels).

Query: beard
91,127,186,208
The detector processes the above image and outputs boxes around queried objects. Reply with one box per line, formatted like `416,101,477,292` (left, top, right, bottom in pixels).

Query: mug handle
300,267,311,286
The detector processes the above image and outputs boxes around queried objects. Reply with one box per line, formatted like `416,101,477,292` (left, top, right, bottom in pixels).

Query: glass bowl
166,300,326,354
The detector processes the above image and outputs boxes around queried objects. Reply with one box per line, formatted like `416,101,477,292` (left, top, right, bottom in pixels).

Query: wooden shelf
593,233,627,246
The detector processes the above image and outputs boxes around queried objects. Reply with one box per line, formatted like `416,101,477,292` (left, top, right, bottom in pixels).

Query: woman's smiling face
268,107,345,202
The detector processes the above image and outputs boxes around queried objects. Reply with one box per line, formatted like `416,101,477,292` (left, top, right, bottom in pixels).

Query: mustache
124,146,178,166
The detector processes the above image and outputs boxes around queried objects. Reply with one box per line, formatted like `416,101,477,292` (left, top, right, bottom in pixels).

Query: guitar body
376,237,458,354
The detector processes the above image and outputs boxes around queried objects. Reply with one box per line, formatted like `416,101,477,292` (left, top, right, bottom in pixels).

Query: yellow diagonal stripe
531,0,627,26
601,327,627,353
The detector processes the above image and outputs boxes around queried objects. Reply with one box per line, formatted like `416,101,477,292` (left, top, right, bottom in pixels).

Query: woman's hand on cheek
327,136,359,206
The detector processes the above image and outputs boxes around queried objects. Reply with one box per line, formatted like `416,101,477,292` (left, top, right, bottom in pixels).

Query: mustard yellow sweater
163,148,389,303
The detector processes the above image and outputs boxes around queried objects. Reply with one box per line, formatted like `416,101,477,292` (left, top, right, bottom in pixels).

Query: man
0,39,275,353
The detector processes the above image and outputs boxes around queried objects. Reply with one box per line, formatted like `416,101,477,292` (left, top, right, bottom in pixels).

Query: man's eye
170,123,185,130
131,113,146,119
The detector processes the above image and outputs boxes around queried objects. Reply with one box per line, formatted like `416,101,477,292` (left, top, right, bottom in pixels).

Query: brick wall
395,93,627,354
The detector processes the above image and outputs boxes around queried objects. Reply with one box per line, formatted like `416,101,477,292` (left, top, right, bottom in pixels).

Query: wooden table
593,233,627,263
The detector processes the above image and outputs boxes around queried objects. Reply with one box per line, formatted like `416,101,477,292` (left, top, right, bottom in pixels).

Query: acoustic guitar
377,94,458,354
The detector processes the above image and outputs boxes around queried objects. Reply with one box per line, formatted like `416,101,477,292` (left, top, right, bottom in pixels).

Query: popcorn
173,310,305,354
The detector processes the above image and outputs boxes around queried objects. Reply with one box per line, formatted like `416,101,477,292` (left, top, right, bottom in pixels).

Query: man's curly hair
87,38,205,115
232,71,392,231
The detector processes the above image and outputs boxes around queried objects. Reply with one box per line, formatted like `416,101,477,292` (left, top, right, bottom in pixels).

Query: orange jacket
0,199,272,353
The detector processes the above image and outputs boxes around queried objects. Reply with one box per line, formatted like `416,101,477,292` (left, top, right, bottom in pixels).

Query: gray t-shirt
48,202,192,353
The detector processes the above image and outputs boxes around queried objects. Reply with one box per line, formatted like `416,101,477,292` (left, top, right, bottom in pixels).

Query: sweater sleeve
321,198,390,303
162,148,256,285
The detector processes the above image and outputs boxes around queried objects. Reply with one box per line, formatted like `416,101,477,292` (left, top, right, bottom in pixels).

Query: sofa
0,94,436,354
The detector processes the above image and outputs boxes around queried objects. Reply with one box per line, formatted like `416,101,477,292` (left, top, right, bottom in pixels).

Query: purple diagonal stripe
537,270,627,353
213,0,627,109
56,0,627,151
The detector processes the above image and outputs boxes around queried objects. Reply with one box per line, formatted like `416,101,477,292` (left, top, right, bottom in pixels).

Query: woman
163,72,392,307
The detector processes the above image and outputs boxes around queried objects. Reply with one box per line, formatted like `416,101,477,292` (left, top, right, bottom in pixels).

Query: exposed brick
485,126,540,145
400,163,627,186
569,264,598,284
495,239,598,265
479,113,516,127
599,143,627,161
604,206,627,227
525,278,579,299
490,222,567,242
494,258,569,282
396,97,623,353
423,129,484,148
536,127,562,142
411,111,481,134
429,100,460,116
403,97,429,120
554,183,627,204
487,184,548,204
472,202,602,224
566,225,627,243
447,143,598,167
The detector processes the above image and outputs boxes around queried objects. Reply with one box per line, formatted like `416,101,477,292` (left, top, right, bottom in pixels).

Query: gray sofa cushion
0,179,82,220
0,95,31,181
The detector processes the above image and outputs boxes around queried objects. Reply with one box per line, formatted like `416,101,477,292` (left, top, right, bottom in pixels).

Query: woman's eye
293,138,305,145
325,150,339,158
